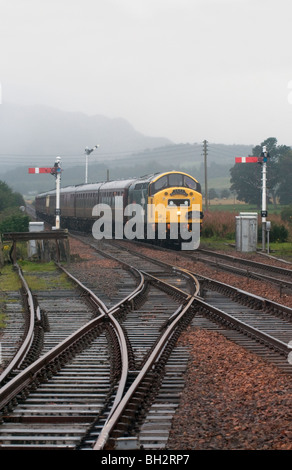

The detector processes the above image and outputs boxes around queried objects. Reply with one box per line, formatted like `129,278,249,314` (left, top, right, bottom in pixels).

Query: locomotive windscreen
150,173,199,196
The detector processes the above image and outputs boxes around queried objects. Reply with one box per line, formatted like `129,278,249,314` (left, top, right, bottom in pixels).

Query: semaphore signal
235,156,258,163
28,157,62,229
28,167,53,174
235,146,270,251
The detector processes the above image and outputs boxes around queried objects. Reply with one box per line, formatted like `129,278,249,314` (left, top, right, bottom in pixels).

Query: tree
230,160,262,205
208,188,218,200
277,150,292,204
0,181,25,211
0,180,27,234
252,138,290,206
0,213,29,233
229,138,291,206
221,189,230,199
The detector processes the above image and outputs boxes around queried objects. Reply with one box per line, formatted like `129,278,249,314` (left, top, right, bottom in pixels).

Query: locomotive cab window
184,175,197,190
150,173,199,196
169,173,183,187
150,175,168,195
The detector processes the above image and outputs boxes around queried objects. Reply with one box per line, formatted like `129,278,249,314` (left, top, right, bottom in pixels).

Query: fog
1,0,292,145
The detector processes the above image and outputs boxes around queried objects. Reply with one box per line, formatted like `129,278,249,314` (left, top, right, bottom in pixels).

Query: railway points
0,228,291,450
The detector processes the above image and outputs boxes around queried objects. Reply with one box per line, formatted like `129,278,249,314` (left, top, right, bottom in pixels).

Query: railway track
0,260,119,449
0,239,199,450
89,238,292,374
0,285,25,376
0,262,98,385
1,234,291,450
69,235,292,447
70,236,200,450
192,248,292,292
126,241,292,293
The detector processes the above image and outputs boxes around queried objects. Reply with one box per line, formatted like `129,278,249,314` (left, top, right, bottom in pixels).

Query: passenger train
35,171,203,249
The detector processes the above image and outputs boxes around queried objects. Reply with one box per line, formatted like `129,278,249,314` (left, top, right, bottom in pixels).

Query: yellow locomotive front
146,171,203,249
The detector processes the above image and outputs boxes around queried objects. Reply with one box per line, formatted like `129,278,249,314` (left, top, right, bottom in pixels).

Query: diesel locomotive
35,170,203,249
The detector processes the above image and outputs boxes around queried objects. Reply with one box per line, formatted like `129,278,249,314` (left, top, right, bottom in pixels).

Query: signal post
235,146,270,252
29,156,62,229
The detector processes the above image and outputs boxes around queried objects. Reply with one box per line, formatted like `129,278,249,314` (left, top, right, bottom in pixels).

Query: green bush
0,181,25,211
201,211,235,239
258,223,289,243
270,224,289,242
281,206,292,224
0,214,29,234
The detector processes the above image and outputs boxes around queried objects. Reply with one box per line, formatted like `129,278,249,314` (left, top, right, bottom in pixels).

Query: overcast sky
1,0,292,146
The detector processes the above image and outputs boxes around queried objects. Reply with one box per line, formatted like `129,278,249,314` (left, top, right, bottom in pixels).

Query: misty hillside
0,102,172,170
0,102,253,195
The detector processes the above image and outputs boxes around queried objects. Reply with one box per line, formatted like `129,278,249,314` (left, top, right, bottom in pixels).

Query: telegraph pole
203,140,208,210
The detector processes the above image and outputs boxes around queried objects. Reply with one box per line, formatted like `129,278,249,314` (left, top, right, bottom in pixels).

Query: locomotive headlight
177,210,181,215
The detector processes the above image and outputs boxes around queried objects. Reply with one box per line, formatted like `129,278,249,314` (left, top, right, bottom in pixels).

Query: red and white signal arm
28,167,53,174
235,157,259,163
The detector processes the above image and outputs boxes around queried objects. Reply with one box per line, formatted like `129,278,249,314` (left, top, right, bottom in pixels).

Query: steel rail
93,239,201,299
0,312,105,412
198,248,292,276
93,293,197,450
145,259,290,355
56,262,135,414
140,260,291,356
237,268,292,290
0,235,198,448
107,269,145,315
119,239,292,289
0,260,134,413
192,258,292,291
56,262,109,315
99,242,292,357
68,237,291,448
140,269,198,302
192,296,290,357
69,235,147,312
196,274,292,320
56,261,146,430
114,241,292,320
0,261,110,386
172,266,200,297
0,258,146,448
68,237,202,450
0,264,36,385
